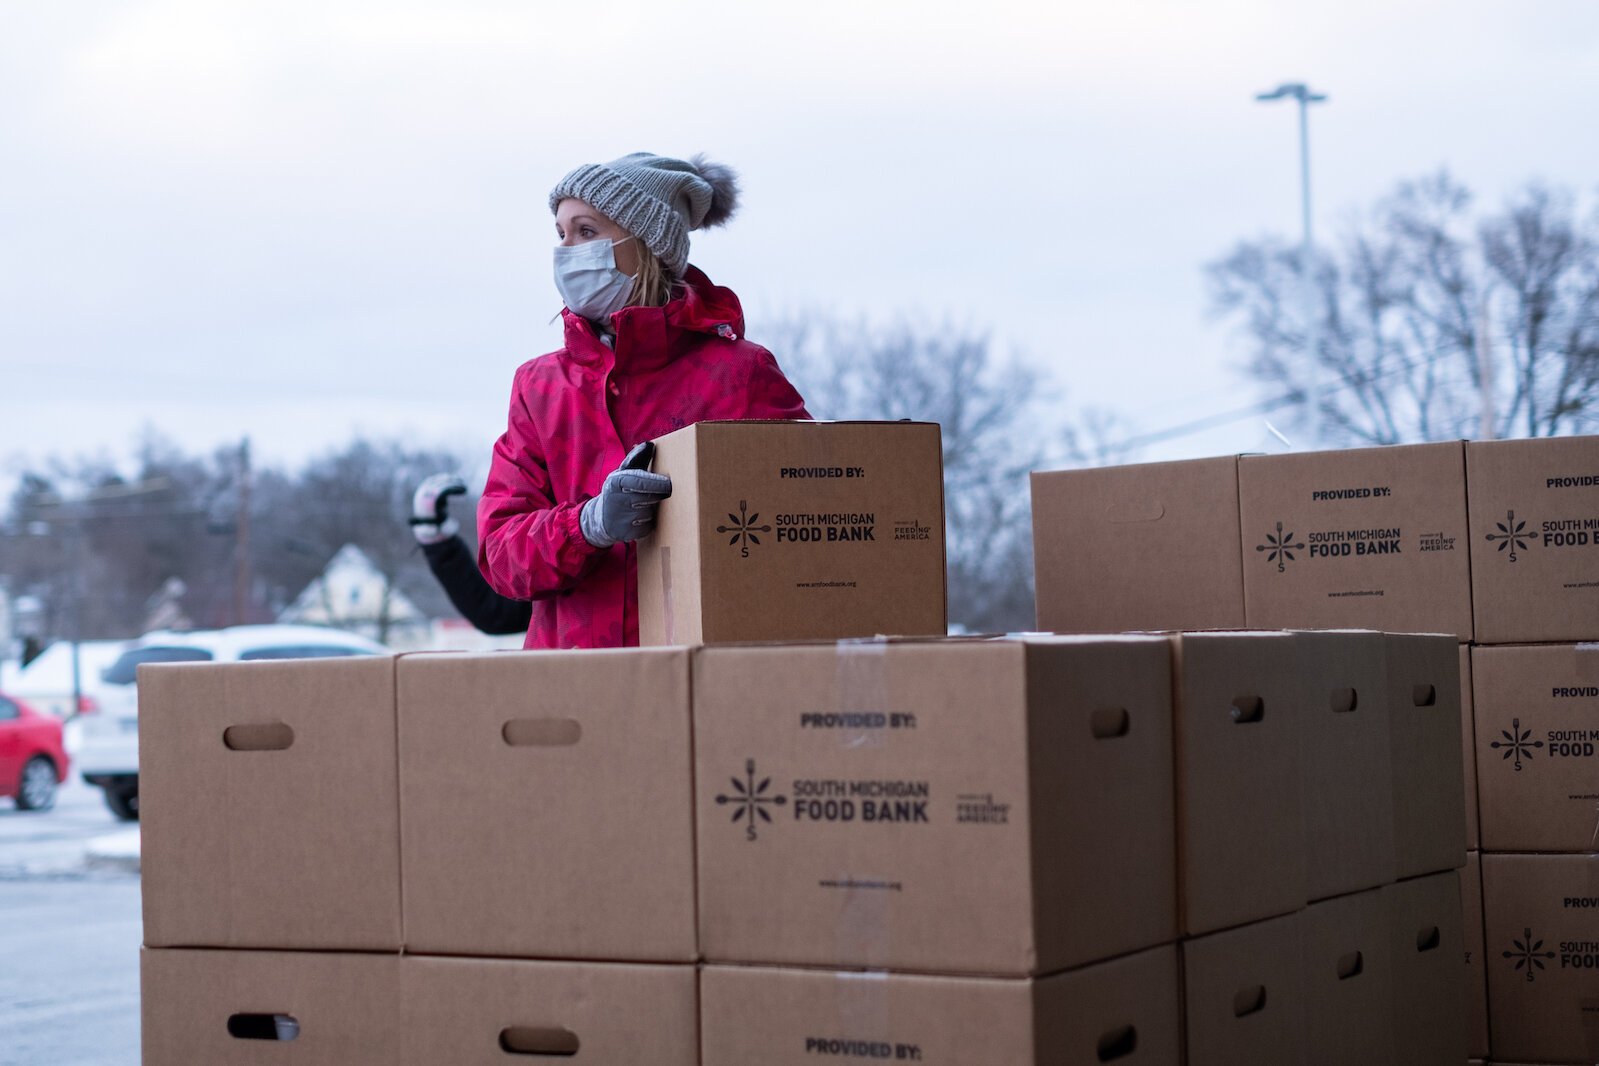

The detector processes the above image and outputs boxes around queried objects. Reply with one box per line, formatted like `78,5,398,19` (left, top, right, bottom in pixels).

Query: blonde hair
626,240,678,308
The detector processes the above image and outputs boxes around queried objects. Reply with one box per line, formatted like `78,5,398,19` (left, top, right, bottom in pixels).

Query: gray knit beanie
548,152,739,276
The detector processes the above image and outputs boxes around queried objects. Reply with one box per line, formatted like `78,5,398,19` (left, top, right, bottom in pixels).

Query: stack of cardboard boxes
134,420,1512,1062
140,649,706,1064
139,633,1464,1064
1465,438,1599,1066
1034,434,1599,1064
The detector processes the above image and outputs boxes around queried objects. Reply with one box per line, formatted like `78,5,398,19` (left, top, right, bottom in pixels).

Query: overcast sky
4,0,1598,489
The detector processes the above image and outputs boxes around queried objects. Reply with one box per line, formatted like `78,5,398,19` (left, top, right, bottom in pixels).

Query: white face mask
553,237,636,323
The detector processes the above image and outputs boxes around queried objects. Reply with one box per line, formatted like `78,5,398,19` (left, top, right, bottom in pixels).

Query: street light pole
1257,82,1328,446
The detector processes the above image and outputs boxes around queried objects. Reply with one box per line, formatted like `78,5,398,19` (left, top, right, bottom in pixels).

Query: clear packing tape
833,637,893,1031
1578,643,1599,853
1585,851,1599,1061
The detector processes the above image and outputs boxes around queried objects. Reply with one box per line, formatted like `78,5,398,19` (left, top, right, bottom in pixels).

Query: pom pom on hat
687,153,739,229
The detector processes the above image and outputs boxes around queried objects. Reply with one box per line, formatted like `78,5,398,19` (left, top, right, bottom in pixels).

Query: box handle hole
227,1013,299,1040
1415,925,1441,952
222,723,294,752
1091,708,1131,739
1330,688,1358,714
1336,951,1364,980
501,719,582,747
499,1027,581,1056
1232,984,1268,1018
1411,684,1437,707
1096,1025,1137,1061
1229,696,1264,724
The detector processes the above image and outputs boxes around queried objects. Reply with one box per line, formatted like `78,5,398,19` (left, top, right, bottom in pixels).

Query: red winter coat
478,266,810,649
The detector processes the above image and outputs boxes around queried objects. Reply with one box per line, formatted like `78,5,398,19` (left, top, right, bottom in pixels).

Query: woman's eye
580,227,596,238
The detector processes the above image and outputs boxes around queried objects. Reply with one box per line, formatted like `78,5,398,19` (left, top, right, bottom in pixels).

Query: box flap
139,657,402,951
142,949,401,1065
1169,632,1307,935
400,957,697,1065
1032,455,1246,634
397,649,697,961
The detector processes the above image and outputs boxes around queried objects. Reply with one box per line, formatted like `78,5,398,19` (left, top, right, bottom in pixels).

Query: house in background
278,544,521,653
278,544,432,650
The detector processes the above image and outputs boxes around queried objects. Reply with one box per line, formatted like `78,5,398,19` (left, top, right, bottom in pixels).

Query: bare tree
0,444,227,640
1061,406,1144,468
1,434,474,645
277,438,472,643
1208,172,1599,444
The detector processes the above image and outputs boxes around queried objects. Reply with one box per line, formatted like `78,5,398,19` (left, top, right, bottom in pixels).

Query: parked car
76,625,390,821
1,692,70,811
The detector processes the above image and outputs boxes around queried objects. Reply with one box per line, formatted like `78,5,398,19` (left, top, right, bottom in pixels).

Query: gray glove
410,473,466,545
579,453,672,549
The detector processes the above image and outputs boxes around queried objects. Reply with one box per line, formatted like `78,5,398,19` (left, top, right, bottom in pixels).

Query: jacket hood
561,265,746,371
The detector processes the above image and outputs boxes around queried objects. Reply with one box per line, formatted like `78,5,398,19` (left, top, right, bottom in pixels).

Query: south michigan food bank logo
717,501,770,559
1504,927,1557,982
1256,521,1305,573
1485,509,1536,562
1490,718,1544,772
715,758,787,841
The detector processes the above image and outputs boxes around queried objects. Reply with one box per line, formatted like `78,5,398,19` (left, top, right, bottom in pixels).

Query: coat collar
561,265,745,372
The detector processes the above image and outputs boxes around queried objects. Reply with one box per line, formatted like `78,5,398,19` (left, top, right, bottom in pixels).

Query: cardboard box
1463,852,1489,1060
637,420,947,645
1239,443,1473,639
1301,887,1395,1066
694,636,1177,975
139,657,402,951
1462,644,1480,851
1030,456,1246,634
699,945,1181,1066
1294,630,1396,901
397,649,697,961
1171,631,1307,936
400,957,697,1065
1481,854,1599,1063
1472,644,1599,853
1467,436,1599,644
1387,633,1468,881
1386,871,1467,1066
142,948,401,1065
1181,909,1307,1066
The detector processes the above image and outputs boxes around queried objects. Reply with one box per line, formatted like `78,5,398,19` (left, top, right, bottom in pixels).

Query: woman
478,152,810,649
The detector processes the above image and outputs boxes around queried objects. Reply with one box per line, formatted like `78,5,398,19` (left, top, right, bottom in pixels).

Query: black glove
579,444,671,548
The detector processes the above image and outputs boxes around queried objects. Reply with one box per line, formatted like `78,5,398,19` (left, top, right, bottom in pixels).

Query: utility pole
69,510,86,717
234,438,253,625
25,478,172,714
1257,82,1329,446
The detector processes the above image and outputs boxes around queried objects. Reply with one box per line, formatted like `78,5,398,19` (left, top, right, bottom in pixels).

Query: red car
0,692,69,811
